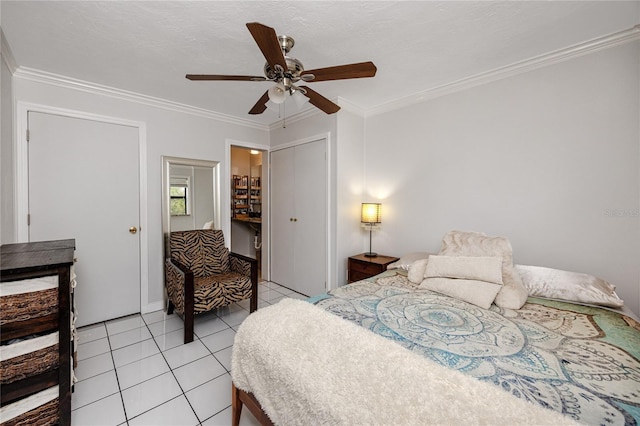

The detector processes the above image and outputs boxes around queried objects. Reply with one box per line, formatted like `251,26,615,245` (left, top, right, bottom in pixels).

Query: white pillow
439,230,528,310
419,278,502,310
424,255,503,284
387,252,432,271
407,259,429,284
515,264,624,308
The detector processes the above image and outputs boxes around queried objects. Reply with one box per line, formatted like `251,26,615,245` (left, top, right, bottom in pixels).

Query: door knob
129,226,138,234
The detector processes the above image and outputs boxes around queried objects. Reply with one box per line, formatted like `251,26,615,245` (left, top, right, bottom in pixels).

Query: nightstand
348,253,399,283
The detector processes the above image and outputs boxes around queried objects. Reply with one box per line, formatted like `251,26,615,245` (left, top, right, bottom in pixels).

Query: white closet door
270,138,326,296
270,147,295,288
28,112,141,326
293,140,326,296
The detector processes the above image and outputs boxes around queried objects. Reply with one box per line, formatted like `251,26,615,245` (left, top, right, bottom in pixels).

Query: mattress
309,270,640,426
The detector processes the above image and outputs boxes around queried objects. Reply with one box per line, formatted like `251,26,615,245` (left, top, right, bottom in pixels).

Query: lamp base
364,252,378,257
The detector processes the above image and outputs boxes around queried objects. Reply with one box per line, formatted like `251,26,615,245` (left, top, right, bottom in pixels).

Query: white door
28,111,141,326
270,139,326,296
270,147,295,288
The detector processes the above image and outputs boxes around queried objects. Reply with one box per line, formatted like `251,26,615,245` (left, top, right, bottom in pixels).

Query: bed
231,231,640,425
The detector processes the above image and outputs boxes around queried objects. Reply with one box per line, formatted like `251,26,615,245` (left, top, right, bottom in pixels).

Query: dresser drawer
347,254,399,283
349,259,383,275
0,277,59,343
0,385,59,425
1,332,60,385
349,270,376,283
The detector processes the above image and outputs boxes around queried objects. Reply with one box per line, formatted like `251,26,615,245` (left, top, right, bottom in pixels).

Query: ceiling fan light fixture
265,100,281,113
268,83,287,104
291,89,310,110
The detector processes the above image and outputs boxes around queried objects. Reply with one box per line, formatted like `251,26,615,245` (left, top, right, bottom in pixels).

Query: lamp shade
291,89,310,110
268,84,287,104
361,203,382,224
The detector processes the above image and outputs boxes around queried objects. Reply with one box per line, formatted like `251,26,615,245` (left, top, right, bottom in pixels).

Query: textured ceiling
2,1,638,125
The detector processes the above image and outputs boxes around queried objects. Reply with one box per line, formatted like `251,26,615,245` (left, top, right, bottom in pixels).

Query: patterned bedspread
310,270,640,426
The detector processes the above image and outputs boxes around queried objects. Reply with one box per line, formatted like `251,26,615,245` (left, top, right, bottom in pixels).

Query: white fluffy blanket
231,299,578,426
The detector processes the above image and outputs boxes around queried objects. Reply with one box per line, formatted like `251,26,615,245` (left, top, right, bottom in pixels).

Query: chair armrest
165,258,194,316
229,252,258,312
229,252,256,276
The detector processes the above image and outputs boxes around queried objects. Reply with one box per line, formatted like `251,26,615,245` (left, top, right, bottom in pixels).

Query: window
170,178,190,216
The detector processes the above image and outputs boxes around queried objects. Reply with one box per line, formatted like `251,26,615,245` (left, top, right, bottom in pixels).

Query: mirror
162,156,220,258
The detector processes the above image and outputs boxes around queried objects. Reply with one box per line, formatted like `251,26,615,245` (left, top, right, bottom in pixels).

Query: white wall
335,108,366,285
1,31,15,244
364,41,640,315
13,76,268,313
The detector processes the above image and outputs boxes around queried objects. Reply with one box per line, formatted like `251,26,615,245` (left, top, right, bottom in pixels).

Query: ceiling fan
186,22,377,115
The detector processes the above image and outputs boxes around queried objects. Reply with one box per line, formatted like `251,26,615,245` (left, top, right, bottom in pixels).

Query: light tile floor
72,281,306,426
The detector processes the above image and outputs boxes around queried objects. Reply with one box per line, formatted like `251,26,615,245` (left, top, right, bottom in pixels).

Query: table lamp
361,203,382,257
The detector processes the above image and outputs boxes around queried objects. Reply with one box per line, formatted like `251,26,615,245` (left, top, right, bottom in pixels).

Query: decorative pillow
387,252,432,270
439,230,528,310
407,259,429,284
419,277,502,310
515,264,624,308
424,255,503,284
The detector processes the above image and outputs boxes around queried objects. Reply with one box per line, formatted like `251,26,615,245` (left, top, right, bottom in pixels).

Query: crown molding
12,67,270,131
366,25,640,118
337,97,366,117
9,25,638,128
1,28,18,74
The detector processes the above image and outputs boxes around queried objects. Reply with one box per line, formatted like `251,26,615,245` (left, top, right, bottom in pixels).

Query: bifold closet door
28,111,141,326
270,139,326,296
270,147,296,290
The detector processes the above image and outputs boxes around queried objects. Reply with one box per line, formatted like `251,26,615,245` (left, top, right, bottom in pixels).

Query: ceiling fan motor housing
264,57,304,85
277,35,295,53
262,34,305,86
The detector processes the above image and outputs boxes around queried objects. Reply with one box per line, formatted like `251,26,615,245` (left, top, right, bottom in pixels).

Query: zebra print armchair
165,229,258,343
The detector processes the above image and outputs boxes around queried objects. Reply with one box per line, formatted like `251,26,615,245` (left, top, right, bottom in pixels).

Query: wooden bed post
231,382,274,426
231,382,243,426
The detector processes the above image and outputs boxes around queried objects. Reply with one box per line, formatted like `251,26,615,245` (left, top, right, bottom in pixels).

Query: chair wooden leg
250,293,258,313
250,258,258,313
184,272,195,344
167,299,175,315
184,309,194,344
232,382,243,426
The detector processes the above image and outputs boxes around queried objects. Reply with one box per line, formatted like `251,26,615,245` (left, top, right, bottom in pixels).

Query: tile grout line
196,310,241,423
105,320,131,426
143,310,203,424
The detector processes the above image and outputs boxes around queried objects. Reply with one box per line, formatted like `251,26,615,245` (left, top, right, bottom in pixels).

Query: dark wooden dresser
1,239,76,426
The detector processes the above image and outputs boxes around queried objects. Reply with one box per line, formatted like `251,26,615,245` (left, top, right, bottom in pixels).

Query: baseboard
142,300,165,315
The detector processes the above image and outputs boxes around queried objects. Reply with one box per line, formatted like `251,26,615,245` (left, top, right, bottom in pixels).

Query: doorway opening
230,147,264,281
